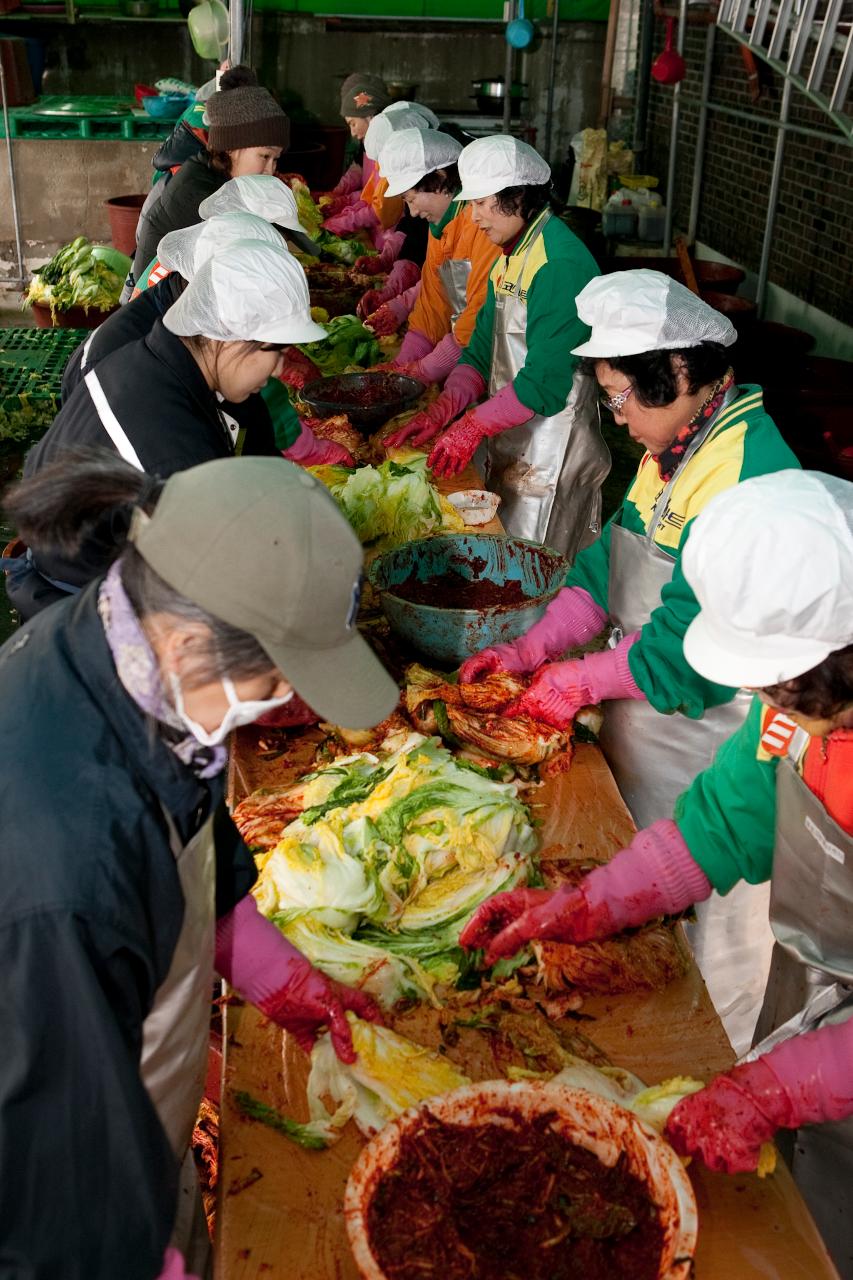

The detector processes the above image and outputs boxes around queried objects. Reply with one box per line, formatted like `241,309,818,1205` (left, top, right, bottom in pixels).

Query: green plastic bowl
91,244,132,277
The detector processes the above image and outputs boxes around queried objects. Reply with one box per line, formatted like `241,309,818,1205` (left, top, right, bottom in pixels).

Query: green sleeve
259,378,301,451
459,277,495,382
512,256,597,416
564,510,617,611
627,518,738,717
675,697,779,893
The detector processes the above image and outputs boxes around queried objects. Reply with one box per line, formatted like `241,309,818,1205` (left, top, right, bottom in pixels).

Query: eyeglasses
599,385,635,414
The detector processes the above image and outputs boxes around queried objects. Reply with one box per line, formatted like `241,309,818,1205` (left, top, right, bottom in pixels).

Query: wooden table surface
216,459,838,1280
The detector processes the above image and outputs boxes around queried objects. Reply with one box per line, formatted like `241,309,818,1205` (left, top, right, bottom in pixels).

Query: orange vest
360,168,404,231
409,203,500,348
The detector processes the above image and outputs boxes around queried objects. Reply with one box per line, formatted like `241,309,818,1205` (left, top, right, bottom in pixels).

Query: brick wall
645,25,853,325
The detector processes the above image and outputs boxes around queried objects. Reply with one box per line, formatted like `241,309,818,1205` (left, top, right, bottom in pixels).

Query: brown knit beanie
206,86,290,152
340,73,391,119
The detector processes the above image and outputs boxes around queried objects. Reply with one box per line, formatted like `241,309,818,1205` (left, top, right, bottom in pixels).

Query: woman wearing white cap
0,452,398,1280
384,135,607,562
10,242,331,620
322,106,433,301
133,173,316,296
461,469,853,1274
360,129,500,390
461,269,799,1050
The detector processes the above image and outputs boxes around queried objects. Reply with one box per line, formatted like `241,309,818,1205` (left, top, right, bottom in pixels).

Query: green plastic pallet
0,327,86,452
0,95,171,141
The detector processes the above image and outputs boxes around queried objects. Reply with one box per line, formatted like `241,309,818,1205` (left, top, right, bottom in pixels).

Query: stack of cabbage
310,456,463,552
253,733,538,1007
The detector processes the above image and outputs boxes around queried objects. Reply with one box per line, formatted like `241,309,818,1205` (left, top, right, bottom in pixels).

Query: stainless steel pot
471,78,528,116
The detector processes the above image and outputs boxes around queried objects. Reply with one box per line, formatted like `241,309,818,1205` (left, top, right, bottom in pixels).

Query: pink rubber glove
158,1248,200,1280
323,201,378,236
358,267,421,320
460,818,711,965
396,327,434,366
459,587,610,683
383,362,486,451
406,333,463,387
215,895,382,1062
355,231,406,275
666,1018,853,1173
504,634,644,728
428,382,535,479
332,162,363,196
282,419,355,468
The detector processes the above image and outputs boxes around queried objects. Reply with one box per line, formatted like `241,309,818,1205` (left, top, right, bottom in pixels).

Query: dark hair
761,644,853,721
493,181,562,221
3,450,274,689
219,65,258,92
578,342,731,409
413,164,459,196
207,149,233,176
4,447,162,564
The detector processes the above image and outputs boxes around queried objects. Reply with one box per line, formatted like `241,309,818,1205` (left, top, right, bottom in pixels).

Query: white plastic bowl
446,488,501,526
344,1079,698,1280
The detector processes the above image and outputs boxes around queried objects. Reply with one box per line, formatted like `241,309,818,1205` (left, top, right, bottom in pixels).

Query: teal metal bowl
368,534,568,666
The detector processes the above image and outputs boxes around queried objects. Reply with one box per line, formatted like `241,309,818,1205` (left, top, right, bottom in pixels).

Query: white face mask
170,673,294,747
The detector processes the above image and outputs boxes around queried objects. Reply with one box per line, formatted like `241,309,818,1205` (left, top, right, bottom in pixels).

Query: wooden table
215,461,839,1279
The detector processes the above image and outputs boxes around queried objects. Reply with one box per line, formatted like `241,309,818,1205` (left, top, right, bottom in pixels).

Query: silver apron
746,739,853,1279
437,255,472,330
598,401,773,1055
141,812,217,1278
482,211,610,562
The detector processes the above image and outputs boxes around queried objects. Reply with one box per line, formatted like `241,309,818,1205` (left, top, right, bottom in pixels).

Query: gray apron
598,398,774,1055
437,256,472,329
482,211,610,562
141,812,217,1278
746,736,853,1278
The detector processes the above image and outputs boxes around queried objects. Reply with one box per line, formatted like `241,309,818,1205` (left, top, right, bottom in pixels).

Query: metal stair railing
716,0,853,138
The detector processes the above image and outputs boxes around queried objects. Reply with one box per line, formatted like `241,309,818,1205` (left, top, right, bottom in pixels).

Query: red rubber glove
428,381,535,479
460,818,711,965
503,636,643,728
396,327,434,366
357,289,385,320
332,162,363,196
215,895,382,1062
667,1017,853,1173
352,253,387,276
357,265,421,320
282,419,355,468
384,363,486,451
458,587,610,684
364,303,405,336
319,194,349,219
407,333,463,387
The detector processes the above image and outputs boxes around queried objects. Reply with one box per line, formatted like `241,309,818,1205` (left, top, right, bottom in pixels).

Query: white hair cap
157,212,286,281
456,135,550,201
682,470,853,688
380,128,462,198
384,99,440,128
364,106,432,161
198,174,306,233
163,238,327,345
572,269,737,358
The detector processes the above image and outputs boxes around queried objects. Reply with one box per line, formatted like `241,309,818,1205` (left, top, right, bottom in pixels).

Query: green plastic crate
0,96,171,142
0,327,86,455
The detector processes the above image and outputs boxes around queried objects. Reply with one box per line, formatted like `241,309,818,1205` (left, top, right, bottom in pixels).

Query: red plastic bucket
104,194,146,256
30,301,116,330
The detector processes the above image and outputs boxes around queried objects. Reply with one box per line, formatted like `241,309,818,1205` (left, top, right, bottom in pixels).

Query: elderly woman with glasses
461,268,799,1055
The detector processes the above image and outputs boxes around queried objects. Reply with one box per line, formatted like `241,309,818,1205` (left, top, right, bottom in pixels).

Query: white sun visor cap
571,269,737,358
364,107,432,162
163,239,327,345
198,174,306,234
158,212,286,281
381,129,463,198
456,135,550,201
384,99,440,128
681,470,853,689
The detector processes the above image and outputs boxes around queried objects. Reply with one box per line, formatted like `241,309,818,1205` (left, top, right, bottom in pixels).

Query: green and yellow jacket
459,207,599,415
567,387,799,716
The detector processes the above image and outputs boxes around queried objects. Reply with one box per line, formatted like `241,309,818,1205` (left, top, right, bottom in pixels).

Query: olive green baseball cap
129,456,399,729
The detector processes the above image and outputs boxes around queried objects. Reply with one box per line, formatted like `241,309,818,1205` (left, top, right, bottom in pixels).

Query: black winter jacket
133,153,225,281
0,583,256,1278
